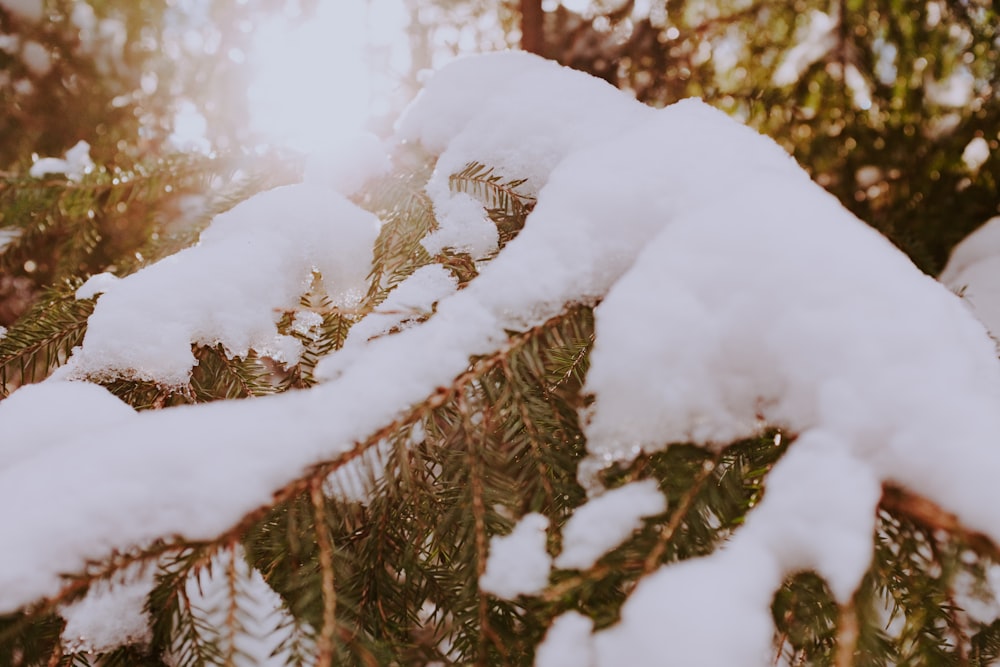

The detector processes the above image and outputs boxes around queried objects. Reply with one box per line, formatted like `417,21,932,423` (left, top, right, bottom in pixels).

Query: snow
316,264,458,381
554,479,665,570
2,51,1000,665
76,271,120,299
534,612,595,667
727,433,881,603
29,140,94,181
479,513,552,599
396,51,652,264
592,546,779,666
420,191,498,258
963,136,991,173
20,39,50,76
290,310,323,338
61,566,154,654
940,217,1000,337
0,0,42,22
772,10,837,87
69,182,380,385
0,380,135,472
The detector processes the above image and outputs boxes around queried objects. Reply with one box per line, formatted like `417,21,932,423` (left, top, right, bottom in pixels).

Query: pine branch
499,356,557,503
448,162,535,250
641,448,724,574
448,162,536,221
302,479,334,667
459,391,496,665
360,163,438,305
147,546,225,667
834,601,859,667
0,155,216,281
191,345,279,402
0,279,92,394
101,377,194,411
0,611,63,667
281,294,355,389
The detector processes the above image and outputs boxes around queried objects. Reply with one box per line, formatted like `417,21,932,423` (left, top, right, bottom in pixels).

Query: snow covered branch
3,51,1000,665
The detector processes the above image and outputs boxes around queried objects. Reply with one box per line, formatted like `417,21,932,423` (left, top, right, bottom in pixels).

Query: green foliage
360,149,439,305
0,279,92,395
0,611,63,667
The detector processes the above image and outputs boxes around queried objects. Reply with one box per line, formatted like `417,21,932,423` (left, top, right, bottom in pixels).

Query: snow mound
555,479,665,570
480,513,552,599
69,183,380,385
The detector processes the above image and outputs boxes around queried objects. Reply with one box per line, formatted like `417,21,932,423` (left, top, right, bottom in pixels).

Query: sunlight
247,0,406,153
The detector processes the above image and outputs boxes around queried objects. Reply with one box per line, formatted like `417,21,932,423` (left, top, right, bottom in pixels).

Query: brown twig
311,477,337,667
880,483,999,558
642,451,723,574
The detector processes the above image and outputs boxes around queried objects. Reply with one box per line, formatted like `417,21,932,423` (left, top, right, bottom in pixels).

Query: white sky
247,0,408,152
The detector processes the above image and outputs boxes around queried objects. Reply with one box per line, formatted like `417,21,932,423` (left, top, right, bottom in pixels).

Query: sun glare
247,0,406,153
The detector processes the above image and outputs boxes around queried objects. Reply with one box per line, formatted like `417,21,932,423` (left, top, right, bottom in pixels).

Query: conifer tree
1,2,1000,667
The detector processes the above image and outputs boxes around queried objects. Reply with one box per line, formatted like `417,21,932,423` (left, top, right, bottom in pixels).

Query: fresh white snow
772,10,837,87
29,140,95,181
534,611,595,667
962,136,991,173
554,479,665,570
68,182,380,385
1,51,999,665
941,216,1000,337
479,513,552,599
0,0,42,22
61,565,154,654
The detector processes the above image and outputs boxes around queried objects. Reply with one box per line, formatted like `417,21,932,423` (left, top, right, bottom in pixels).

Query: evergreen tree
1,2,1000,666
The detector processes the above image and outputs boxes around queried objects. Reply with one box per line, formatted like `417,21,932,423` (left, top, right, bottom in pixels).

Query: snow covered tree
3,2,1000,667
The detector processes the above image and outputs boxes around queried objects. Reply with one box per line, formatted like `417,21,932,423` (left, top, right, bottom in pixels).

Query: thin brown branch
834,601,858,667
449,166,536,211
458,389,492,666
880,483,1000,557
642,451,723,574
311,477,337,667
540,564,612,603
500,357,556,502
773,631,787,666
223,541,241,664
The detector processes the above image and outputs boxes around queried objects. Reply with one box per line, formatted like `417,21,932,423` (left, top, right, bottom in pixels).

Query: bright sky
246,0,408,153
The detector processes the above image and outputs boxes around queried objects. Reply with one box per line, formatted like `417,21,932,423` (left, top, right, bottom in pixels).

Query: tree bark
520,0,545,55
